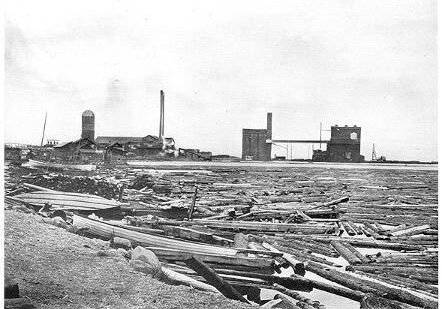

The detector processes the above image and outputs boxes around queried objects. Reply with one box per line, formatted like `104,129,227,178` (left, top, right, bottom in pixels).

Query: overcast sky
4,0,437,161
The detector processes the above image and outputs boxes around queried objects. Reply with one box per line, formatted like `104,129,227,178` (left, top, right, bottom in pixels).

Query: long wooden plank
73,214,238,256
158,219,336,234
22,191,118,203
147,247,275,271
15,196,118,207
13,198,118,210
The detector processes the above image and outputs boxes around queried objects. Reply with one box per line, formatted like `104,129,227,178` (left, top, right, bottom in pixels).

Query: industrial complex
242,112,364,162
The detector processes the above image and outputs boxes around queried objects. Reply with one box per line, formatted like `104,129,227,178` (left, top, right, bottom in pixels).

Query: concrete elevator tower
81,110,95,141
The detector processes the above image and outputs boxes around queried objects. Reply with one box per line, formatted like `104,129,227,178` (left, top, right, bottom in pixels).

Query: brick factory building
242,112,364,162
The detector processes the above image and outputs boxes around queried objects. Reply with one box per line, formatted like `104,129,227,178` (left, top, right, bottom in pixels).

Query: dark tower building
81,110,95,141
242,112,273,161
326,125,363,162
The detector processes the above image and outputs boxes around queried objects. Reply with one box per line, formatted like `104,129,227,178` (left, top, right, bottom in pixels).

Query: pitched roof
54,137,95,149
95,136,143,144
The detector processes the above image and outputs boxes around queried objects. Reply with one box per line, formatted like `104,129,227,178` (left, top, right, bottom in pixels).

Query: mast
40,112,47,146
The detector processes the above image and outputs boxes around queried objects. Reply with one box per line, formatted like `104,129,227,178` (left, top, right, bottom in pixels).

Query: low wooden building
53,138,101,162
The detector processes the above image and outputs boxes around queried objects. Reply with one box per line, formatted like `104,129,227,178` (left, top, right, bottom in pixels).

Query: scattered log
161,225,232,246
265,241,339,267
274,283,325,309
279,235,424,251
341,221,357,236
341,242,371,264
310,196,349,210
390,225,431,237
147,247,275,273
330,240,362,265
265,236,339,258
347,221,363,235
214,269,313,292
167,219,337,234
289,274,364,302
234,233,249,257
352,270,438,297
252,234,335,257
360,293,416,309
73,214,239,256
161,266,219,293
261,242,305,275
184,256,249,304
348,265,438,284
187,186,198,219
274,293,305,309
305,261,438,309
261,299,283,308
363,223,379,235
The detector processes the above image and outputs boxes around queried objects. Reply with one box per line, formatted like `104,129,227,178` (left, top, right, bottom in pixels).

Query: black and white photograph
3,1,438,308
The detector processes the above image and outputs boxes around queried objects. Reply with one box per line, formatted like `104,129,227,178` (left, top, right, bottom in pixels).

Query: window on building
350,132,357,140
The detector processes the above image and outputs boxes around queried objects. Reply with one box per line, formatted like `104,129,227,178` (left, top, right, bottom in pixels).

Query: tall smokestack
267,112,272,140
266,112,272,161
159,90,165,138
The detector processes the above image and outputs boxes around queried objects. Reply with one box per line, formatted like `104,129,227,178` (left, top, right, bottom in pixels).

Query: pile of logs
4,163,438,308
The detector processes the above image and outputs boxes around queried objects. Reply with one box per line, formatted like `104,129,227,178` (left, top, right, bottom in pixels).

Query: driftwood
279,235,424,251
330,240,362,265
264,235,339,258
161,225,232,246
263,240,340,267
347,221,363,235
360,293,420,309
214,269,313,292
274,283,325,309
352,270,438,297
234,233,249,257
290,274,365,301
147,247,275,273
164,219,336,234
309,196,349,210
184,256,249,303
305,261,438,309
341,242,371,264
261,299,283,309
347,265,437,284
261,242,305,275
274,293,305,309
390,224,431,237
73,214,238,256
341,221,357,236
161,266,219,293
187,186,198,219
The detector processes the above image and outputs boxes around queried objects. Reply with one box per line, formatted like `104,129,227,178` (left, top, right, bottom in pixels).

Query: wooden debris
330,240,362,264
305,261,438,309
184,256,249,303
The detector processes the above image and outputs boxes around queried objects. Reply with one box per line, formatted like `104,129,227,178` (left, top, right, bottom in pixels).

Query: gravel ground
5,210,253,309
